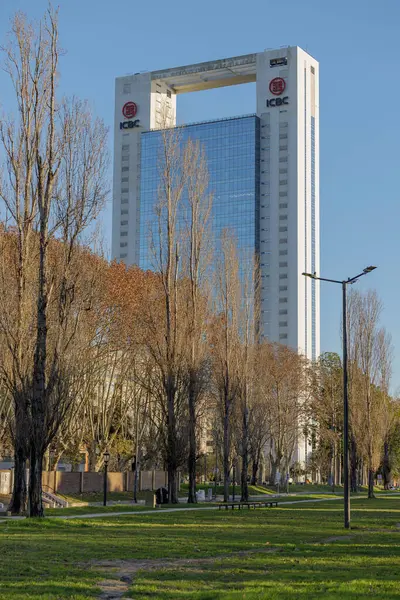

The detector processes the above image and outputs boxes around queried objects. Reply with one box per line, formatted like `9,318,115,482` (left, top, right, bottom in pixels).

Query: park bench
218,500,278,510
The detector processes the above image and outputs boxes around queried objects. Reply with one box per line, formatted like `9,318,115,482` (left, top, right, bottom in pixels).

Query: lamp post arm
346,271,368,284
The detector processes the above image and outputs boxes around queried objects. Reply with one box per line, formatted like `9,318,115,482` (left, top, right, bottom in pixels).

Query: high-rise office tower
112,47,320,362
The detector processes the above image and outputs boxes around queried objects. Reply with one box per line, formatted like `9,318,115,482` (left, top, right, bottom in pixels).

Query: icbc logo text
266,97,289,107
120,119,140,129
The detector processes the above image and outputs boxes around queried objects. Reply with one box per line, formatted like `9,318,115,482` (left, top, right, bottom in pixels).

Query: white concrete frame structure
112,47,320,366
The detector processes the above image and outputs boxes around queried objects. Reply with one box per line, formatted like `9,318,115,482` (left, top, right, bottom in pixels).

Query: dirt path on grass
93,547,279,599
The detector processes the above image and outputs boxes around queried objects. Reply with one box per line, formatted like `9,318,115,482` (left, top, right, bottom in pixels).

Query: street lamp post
103,449,110,507
302,266,376,529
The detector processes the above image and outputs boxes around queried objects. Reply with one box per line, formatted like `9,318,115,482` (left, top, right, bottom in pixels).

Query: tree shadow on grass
129,540,400,600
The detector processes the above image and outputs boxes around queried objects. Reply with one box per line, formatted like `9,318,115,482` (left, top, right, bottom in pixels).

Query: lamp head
103,450,110,465
363,266,377,273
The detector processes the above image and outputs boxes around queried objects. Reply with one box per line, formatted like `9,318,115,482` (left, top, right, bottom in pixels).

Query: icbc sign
269,77,286,95
266,97,289,107
122,102,138,119
120,120,140,130
120,101,140,130
267,77,289,108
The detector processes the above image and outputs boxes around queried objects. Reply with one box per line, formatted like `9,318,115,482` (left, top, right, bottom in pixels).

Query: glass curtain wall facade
139,115,260,275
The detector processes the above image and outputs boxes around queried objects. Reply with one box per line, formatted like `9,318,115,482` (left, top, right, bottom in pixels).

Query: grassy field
180,482,275,496
0,494,400,598
45,494,340,516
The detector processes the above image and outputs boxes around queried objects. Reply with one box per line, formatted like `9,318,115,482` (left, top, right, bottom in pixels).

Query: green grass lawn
1,495,400,598
45,494,340,516
62,490,146,504
181,482,276,496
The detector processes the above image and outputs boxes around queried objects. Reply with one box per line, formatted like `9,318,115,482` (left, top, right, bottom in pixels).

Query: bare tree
145,125,188,503
348,289,392,498
181,139,213,503
211,231,242,502
0,8,108,516
309,352,343,488
237,257,259,502
258,342,307,485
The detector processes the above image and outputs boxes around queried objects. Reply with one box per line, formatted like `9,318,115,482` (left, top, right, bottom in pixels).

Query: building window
120,242,127,247
121,231,128,237
279,321,288,327
122,145,129,151
279,274,288,279
121,177,129,183
121,198,128,204
279,238,287,244
120,253,127,258
279,168,287,174
279,333,288,340
121,167,129,172
280,216,288,221
280,180,288,186
122,155,129,162
279,145,288,151
279,203,288,209
279,157,288,163
279,250,288,256
279,261,288,267
123,83,131,94
279,133,288,139
279,298,288,304
167,89,172,98
121,220,128,226
279,191,288,197
311,66,315,74
121,209,128,215
279,309,288,315
279,286,288,292
279,226,287,232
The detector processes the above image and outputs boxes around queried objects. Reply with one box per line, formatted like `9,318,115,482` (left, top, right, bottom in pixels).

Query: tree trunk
223,406,230,502
251,458,259,486
133,443,139,504
336,451,341,486
187,376,197,504
28,446,44,517
260,452,266,484
270,454,282,487
167,378,178,504
331,441,335,492
88,441,97,471
43,448,50,472
382,440,391,489
8,446,27,515
51,450,63,472
240,408,249,502
30,223,48,518
133,464,139,503
350,434,358,493
368,468,375,499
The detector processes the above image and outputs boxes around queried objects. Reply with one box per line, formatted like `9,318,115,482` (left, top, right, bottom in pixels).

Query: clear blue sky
1,0,399,388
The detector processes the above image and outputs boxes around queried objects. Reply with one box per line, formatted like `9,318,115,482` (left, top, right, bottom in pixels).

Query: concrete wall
0,470,170,496
0,470,11,495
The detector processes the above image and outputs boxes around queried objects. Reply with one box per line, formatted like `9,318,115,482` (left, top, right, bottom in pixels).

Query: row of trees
310,292,399,498
0,8,398,518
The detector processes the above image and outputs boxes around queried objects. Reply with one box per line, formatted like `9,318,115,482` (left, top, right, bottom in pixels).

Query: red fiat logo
269,78,286,96
122,102,138,119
